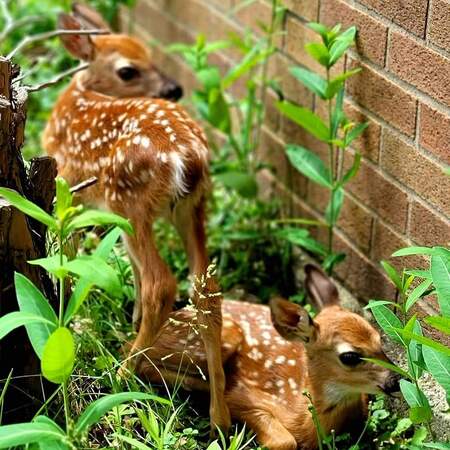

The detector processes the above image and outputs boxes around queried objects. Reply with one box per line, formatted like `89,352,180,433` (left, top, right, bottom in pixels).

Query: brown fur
142,269,398,450
43,8,230,431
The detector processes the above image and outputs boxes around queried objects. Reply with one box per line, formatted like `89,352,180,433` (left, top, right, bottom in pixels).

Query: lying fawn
42,5,230,430
141,265,400,450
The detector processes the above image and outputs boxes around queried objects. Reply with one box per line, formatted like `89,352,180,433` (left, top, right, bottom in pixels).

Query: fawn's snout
155,68,183,101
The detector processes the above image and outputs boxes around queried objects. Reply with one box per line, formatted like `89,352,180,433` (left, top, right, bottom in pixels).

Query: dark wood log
0,56,57,423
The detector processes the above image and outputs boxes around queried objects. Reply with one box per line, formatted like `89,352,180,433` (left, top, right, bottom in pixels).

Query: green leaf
424,316,450,335
329,26,357,66
304,42,330,66
34,417,68,450
64,228,122,324
214,171,258,198
365,299,397,309
275,227,327,256
74,392,170,435
65,255,122,298
370,304,404,345
197,66,221,90
406,279,432,312
325,69,361,98
0,422,65,448
362,358,411,380
308,22,329,38
345,122,368,146
28,255,68,279
286,145,332,188
392,246,435,257
207,88,231,133
41,327,75,384
290,67,327,99
67,209,133,235
338,152,361,187
399,380,432,423
55,177,73,221
206,441,222,450
276,101,330,142
422,345,450,397
397,329,450,357
325,188,344,226
431,254,450,316
322,252,346,273
0,187,56,231
14,273,58,359
0,312,55,341
423,444,450,449
222,44,271,89
380,260,402,291
408,319,424,378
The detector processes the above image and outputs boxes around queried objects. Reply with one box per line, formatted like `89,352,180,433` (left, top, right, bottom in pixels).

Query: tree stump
0,56,57,423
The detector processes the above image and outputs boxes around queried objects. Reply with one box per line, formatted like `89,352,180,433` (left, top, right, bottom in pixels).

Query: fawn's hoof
210,404,232,437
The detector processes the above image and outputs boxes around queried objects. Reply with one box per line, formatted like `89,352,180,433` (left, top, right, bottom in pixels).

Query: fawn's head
57,3,183,100
270,265,400,403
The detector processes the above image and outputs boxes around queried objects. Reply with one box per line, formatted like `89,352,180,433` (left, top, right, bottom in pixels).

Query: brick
382,129,450,216
333,234,396,301
358,0,428,37
347,60,417,137
338,194,374,253
284,0,319,21
419,103,450,164
307,184,374,252
258,127,291,183
409,200,450,247
320,0,388,65
428,0,450,51
345,158,408,232
235,0,274,34
284,17,344,76
388,31,450,108
134,1,194,46
371,220,409,271
209,0,234,10
344,101,381,163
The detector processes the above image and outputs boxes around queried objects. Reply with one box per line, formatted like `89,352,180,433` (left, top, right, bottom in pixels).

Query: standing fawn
42,6,230,431
141,265,400,450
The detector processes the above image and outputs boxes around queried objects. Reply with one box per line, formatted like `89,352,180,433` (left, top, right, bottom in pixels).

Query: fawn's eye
339,351,362,367
117,66,141,81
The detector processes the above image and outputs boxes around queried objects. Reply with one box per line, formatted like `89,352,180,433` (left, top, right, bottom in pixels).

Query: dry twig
25,62,88,92
70,177,98,194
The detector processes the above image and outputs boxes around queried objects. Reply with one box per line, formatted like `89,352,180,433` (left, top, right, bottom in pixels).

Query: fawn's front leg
173,199,231,432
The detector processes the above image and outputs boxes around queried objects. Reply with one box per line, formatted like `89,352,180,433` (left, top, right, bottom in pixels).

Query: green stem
57,227,71,433
326,68,335,258
252,0,278,163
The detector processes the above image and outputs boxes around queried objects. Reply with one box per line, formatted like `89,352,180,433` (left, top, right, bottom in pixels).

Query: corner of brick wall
123,0,450,312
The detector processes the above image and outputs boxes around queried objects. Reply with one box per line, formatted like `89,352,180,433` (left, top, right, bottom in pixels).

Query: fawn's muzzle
381,373,401,395
161,82,183,101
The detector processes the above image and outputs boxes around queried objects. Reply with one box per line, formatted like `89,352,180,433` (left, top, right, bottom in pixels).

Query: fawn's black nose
161,82,183,102
382,373,401,394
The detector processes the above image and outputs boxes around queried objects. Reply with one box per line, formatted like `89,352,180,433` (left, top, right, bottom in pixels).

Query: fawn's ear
304,264,339,310
58,13,96,61
270,297,317,344
72,2,111,31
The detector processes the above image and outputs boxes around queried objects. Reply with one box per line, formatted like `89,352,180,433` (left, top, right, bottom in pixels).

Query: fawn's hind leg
172,197,231,432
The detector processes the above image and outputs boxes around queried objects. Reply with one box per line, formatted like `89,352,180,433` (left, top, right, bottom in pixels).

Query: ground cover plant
0,0,448,448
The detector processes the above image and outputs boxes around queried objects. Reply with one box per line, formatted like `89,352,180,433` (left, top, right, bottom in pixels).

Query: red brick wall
123,0,450,304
